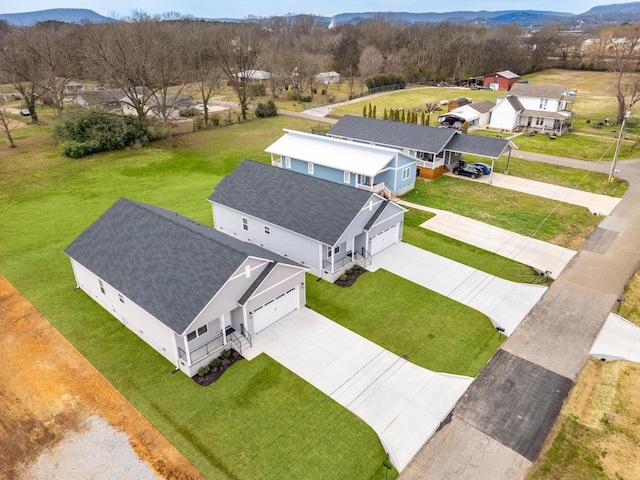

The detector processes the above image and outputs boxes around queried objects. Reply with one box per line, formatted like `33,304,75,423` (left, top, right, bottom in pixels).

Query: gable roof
64,198,296,335
327,115,457,154
496,95,525,112
265,129,412,177
508,83,575,101
468,100,495,114
486,70,520,79
209,160,378,246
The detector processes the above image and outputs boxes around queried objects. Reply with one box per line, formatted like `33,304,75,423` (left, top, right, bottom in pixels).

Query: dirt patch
0,275,203,480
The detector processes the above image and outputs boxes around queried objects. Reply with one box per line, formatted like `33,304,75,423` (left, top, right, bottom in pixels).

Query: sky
0,0,631,18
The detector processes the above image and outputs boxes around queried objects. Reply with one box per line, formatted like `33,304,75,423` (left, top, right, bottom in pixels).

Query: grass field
0,116,401,479
402,176,601,250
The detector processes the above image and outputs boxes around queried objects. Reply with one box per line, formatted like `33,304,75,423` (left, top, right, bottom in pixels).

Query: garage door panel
253,287,299,333
370,224,399,256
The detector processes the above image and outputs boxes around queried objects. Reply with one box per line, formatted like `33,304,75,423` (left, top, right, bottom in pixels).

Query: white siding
70,259,176,365
489,100,518,131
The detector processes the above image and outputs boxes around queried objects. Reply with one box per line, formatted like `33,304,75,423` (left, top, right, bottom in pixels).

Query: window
327,245,340,257
401,167,411,181
285,157,291,168
187,324,208,342
197,325,208,336
539,98,548,109
242,217,248,231
187,331,197,342
308,162,314,174
98,279,105,295
343,171,350,183
118,293,124,304
535,117,544,126
264,225,271,235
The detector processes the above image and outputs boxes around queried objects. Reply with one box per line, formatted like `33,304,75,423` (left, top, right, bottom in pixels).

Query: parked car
453,160,484,179
19,109,31,116
469,162,492,174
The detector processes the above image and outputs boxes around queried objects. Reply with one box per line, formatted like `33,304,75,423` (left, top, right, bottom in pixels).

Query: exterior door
252,287,299,334
370,224,399,255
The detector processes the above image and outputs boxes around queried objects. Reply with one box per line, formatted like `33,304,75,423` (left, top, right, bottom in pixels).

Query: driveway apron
242,307,473,472
369,242,547,336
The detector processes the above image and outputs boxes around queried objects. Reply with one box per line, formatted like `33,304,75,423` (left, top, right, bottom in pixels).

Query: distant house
63,79,85,94
208,160,406,281
327,115,513,180
448,97,472,111
65,198,306,377
120,91,193,119
315,71,340,85
438,99,495,130
72,89,126,111
233,70,273,84
483,70,520,91
489,83,576,134
266,129,417,197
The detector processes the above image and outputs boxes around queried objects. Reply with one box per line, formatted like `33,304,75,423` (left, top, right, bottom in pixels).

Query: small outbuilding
483,70,521,91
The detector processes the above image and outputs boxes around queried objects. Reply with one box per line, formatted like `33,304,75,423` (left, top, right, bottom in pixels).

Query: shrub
300,95,313,102
197,365,210,377
209,357,222,368
255,99,278,117
221,349,231,359
52,107,149,158
340,274,348,281
365,73,406,90
179,108,199,117
346,268,354,275
248,83,266,97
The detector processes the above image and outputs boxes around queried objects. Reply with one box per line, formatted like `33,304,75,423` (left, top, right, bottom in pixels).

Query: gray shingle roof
446,134,511,158
208,160,376,246
64,198,296,335
508,83,573,100
327,115,457,154
503,96,525,111
469,100,495,114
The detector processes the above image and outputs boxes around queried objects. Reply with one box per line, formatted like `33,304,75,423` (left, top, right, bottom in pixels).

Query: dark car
453,160,484,179
469,162,492,174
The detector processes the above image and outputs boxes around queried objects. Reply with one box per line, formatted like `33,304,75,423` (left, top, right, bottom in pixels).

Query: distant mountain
0,8,115,26
583,1,640,15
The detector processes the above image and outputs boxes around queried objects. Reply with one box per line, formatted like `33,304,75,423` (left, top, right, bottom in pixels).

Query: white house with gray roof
489,84,576,134
266,129,417,197
208,160,406,282
64,198,306,377
328,115,513,180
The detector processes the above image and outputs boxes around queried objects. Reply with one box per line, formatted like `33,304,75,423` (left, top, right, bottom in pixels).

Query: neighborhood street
400,154,640,479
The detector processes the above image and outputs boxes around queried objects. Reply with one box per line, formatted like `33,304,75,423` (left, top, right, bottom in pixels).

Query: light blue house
208,160,406,282
266,129,417,197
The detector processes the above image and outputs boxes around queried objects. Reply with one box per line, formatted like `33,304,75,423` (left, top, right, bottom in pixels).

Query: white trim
344,171,350,183
308,162,314,174
244,268,304,303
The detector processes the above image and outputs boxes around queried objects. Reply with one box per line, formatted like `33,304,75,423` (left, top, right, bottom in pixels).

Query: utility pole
609,110,631,182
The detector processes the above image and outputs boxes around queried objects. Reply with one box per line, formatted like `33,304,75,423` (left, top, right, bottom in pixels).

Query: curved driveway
401,155,640,479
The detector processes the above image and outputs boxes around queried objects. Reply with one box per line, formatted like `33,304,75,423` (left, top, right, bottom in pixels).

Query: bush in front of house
197,365,211,377
179,107,199,117
255,99,278,117
52,107,149,158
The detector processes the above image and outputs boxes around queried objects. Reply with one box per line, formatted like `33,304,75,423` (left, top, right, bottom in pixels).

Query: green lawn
402,177,601,250
306,270,502,377
402,209,552,286
0,116,397,479
461,152,628,197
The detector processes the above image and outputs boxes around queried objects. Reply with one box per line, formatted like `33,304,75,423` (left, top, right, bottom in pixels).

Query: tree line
0,14,639,139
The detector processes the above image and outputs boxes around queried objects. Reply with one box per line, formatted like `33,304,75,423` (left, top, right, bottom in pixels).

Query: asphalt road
400,153,640,479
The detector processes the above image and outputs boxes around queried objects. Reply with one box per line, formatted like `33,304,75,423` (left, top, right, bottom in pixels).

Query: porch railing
417,158,445,169
356,182,386,194
322,249,371,272
178,334,224,364
272,158,282,167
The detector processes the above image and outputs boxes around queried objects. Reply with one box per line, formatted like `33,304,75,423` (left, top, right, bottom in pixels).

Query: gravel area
16,415,161,480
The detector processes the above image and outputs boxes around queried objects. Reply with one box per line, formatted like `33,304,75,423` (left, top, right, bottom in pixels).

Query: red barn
483,70,520,91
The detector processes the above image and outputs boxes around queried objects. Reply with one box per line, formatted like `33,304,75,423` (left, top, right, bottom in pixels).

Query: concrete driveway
370,243,547,336
398,200,576,279
590,313,640,362
242,307,473,472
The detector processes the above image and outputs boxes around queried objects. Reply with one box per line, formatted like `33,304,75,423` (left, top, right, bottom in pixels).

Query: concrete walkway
451,171,622,215
401,155,640,479
369,243,547,336
242,307,473,472
397,200,576,279
590,313,640,363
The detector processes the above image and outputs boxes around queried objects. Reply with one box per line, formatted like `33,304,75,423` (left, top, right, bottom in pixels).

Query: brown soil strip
0,275,204,480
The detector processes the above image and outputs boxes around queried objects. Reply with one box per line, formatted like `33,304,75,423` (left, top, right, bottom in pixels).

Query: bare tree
358,45,384,91
214,24,263,120
186,24,223,126
0,98,17,148
591,23,640,124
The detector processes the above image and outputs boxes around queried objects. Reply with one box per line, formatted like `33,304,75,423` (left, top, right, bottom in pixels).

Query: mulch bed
333,268,368,288
192,349,244,386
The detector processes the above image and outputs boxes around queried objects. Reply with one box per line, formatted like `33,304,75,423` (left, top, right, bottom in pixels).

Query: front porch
322,250,371,282
416,157,446,179
178,326,249,376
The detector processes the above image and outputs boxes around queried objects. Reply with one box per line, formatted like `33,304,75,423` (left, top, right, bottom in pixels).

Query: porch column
488,158,495,185
352,237,355,261
183,335,192,366
220,315,227,344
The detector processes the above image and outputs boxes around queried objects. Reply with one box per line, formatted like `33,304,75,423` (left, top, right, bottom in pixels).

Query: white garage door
253,287,300,334
370,224,399,255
